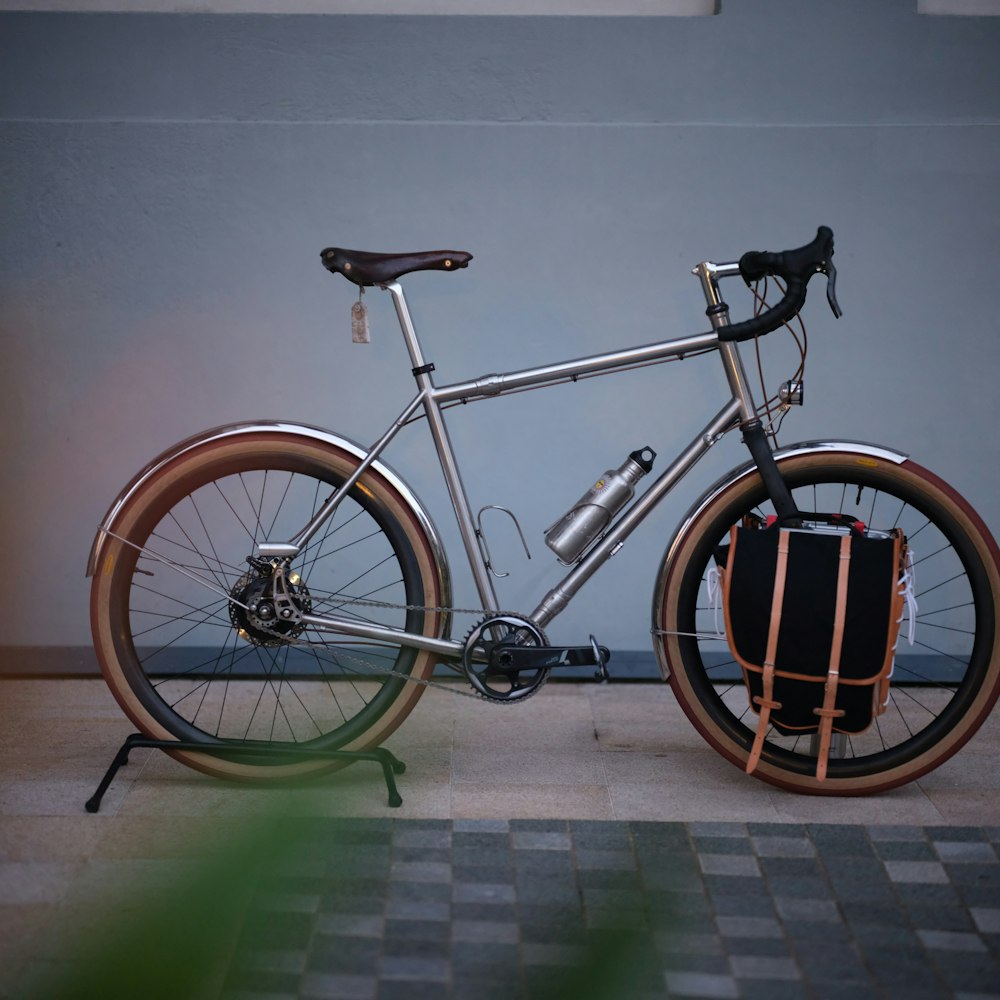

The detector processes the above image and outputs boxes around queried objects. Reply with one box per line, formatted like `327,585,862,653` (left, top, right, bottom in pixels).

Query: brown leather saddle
321,247,473,287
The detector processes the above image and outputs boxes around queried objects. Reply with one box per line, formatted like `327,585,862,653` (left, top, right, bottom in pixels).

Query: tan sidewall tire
658,452,1000,795
90,434,444,781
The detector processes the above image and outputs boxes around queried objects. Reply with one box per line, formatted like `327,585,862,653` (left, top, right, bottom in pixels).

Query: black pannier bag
715,518,908,780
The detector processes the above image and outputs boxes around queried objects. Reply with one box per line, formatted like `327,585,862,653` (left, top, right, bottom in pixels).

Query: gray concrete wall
2,1,999,658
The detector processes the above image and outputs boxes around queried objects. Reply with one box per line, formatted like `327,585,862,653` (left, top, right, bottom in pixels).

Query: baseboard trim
0,646,664,680
0,646,103,677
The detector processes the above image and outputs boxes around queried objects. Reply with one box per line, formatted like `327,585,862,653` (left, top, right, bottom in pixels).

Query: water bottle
544,447,656,563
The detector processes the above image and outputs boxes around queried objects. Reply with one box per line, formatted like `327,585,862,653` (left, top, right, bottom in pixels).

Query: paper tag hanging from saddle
715,517,908,780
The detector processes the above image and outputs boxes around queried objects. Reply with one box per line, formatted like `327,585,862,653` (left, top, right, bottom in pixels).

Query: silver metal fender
86,421,452,630
651,440,908,680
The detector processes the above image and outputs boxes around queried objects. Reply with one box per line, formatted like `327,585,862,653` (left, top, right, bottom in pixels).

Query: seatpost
692,260,799,521
385,280,433,377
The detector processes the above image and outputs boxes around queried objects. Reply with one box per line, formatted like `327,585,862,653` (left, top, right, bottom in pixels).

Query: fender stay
85,422,452,631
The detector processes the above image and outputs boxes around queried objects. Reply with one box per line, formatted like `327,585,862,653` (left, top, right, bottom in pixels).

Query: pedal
591,635,610,683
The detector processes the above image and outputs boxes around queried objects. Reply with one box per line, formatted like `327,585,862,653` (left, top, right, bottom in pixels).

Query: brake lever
823,259,843,318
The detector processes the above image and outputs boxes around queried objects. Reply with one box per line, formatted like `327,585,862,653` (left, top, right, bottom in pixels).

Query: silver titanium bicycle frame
258,259,757,661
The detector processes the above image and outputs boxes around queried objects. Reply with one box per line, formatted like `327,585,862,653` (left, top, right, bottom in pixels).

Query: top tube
430,329,720,405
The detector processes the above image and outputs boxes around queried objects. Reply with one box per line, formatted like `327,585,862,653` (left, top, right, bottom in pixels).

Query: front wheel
655,450,1000,795
90,432,446,780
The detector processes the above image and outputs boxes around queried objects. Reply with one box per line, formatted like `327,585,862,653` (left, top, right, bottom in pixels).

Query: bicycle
86,226,1000,796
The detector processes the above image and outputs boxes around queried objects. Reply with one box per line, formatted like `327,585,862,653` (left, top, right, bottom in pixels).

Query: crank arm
488,643,611,673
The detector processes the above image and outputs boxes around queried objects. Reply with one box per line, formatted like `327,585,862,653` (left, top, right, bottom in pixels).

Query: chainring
461,613,549,702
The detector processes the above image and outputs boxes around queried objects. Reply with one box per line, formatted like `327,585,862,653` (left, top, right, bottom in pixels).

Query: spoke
898,640,970,674
265,644,287,742
264,471,295,540
129,605,233,641
302,527,389,568
704,653,739,674
914,621,975,637
242,652,275,741
913,543,953,569
212,479,258,546
299,507,369,582
905,517,934,544
867,490,879,528
890,499,905,531
886,686,946,722
242,644,305,742
130,582,230,623
917,572,970,601
919,602,974,618
872,713,886,752
885,690,919,739
896,639,969,687
330,552,400,598
239,471,268,545
148,640,261,685
308,579,409,626
141,542,244,580
189,492,231,591
320,646,378,716
133,609,232,663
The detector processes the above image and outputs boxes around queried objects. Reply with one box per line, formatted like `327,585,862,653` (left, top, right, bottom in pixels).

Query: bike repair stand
84,735,407,813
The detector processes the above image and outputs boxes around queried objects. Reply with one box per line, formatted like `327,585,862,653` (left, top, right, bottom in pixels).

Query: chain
311,593,500,618
260,591,505,701
272,596,554,704
282,636,488,700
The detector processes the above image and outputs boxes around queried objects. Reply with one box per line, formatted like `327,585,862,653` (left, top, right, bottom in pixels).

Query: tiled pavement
218,818,1000,1000
4,678,1000,998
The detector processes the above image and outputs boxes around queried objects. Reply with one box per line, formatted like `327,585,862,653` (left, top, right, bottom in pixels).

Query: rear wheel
90,433,445,780
656,451,1000,795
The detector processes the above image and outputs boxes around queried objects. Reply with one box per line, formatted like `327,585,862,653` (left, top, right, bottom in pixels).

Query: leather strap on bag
812,533,851,780
746,531,790,775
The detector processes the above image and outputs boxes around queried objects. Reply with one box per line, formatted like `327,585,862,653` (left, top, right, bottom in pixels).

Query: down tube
531,398,742,628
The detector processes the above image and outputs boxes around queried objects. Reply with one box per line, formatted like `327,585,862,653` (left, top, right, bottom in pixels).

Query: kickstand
85,734,406,813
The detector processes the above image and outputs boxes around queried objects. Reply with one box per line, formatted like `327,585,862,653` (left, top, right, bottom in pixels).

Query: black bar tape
719,226,834,343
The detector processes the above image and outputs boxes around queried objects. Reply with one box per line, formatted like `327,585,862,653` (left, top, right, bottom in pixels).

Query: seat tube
384,282,501,613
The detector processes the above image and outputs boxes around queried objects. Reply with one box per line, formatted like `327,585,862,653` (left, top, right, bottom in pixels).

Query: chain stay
258,587,509,700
